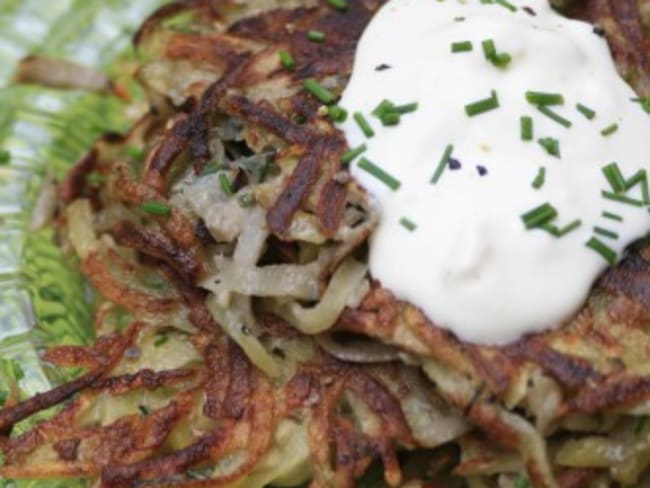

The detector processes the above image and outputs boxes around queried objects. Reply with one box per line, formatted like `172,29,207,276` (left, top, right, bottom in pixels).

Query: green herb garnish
521,116,533,141
538,105,572,128
526,91,564,106
279,49,296,70
465,90,500,116
353,112,375,138
303,78,337,104
357,157,401,190
532,167,546,189
431,144,454,184
586,237,617,264
451,41,473,53
307,30,326,42
538,137,560,158
341,144,367,165
140,201,171,216
521,202,558,229
601,123,619,136
576,103,596,120
399,217,417,231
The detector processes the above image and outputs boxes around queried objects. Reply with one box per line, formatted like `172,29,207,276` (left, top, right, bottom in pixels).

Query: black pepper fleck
477,165,488,176
593,24,605,37
523,6,536,16
448,158,462,170
375,63,391,71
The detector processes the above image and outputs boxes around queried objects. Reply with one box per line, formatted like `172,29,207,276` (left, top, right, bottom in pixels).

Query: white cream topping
340,0,650,345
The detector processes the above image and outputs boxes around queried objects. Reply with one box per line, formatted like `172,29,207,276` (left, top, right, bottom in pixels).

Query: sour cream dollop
340,0,650,345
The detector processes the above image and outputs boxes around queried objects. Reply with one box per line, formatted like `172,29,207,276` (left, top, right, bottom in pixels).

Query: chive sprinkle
86,172,106,185
526,91,564,106
602,211,623,222
380,112,400,126
328,105,348,123
586,237,617,265
627,170,649,204
327,0,348,10
602,162,626,193
303,78,337,104
399,217,417,232
601,190,644,207
431,144,454,184
532,167,546,189
357,157,401,190
482,39,511,68
538,105,572,128
594,226,619,240
0,149,10,165
341,144,367,165
200,161,222,176
394,102,419,114
495,0,518,11
138,405,150,416
279,49,296,70
154,333,169,347
140,201,171,216
543,219,582,238
576,103,596,120
452,41,473,53
465,90,500,117
126,145,145,160
372,99,395,118
521,202,558,229
219,173,234,195
521,116,533,141
307,30,326,42
353,112,375,138
538,137,560,158
601,123,619,136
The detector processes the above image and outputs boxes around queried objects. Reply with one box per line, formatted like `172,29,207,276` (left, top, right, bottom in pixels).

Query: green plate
0,1,168,485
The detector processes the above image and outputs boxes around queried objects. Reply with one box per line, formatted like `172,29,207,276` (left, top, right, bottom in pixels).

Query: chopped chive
514,474,531,488
357,157,401,190
601,162,626,193
601,190,644,207
380,112,400,126
86,172,106,185
154,332,169,347
482,39,511,68
341,144,367,165
542,219,582,238
454,16,466,22
431,144,454,184
495,0,518,11
465,90,500,117
200,161,222,176
521,116,533,141
576,103,596,120
138,405,150,416
328,105,348,123
327,0,348,10
632,97,650,114
353,112,375,138
393,102,419,114
594,226,619,240
538,137,560,158
126,145,145,160
538,105,572,128
140,201,171,216
0,149,10,165
372,99,395,118
602,211,623,222
399,217,417,232
219,173,234,195
526,91,564,106
586,237,617,265
279,49,296,70
601,123,619,136
532,167,546,189
307,30,326,42
452,40,473,52
521,202,558,229
303,78,337,104
625,169,649,204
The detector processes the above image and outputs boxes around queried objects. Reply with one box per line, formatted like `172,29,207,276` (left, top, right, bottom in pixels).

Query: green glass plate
0,1,168,485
